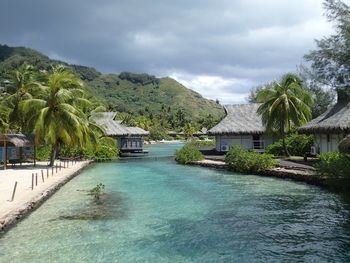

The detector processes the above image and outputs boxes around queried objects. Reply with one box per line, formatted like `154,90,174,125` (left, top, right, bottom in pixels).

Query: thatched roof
91,112,149,137
339,135,350,154
208,104,265,135
0,134,36,147
298,101,350,134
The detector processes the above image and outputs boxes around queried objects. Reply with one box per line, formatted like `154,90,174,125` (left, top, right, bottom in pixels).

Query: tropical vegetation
0,44,225,136
315,152,350,177
266,132,314,156
0,64,117,164
256,73,313,156
225,144,277,173
175,144,204,164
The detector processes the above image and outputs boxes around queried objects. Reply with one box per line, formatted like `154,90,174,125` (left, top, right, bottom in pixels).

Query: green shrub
36,145,51,161
315,152,350,177
266,133,314,156
149,126,171,140
225,144,277,173
190,139,215,147
59,138,120,159
89,183,105,200
175,144,204,164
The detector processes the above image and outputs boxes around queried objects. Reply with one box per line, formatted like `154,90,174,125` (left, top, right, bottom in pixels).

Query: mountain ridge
0,44,224,120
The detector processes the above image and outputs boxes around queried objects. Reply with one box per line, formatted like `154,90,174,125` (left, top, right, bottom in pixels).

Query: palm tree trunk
49,143,58,166
282,133,290,157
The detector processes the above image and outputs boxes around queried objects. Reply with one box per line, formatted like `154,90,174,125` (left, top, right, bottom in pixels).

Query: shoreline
145,139,186,144
190,159,327,188
0,160,92,233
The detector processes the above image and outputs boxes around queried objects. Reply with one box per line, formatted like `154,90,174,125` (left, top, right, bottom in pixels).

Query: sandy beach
0,160,91,231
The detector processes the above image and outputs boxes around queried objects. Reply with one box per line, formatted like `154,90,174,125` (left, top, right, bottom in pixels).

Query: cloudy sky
0,0,335,103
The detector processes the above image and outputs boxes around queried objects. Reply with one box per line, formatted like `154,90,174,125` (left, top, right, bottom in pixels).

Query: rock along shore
190,159,325,187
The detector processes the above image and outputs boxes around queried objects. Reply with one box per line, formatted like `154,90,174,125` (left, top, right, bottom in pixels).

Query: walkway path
0,160,91,231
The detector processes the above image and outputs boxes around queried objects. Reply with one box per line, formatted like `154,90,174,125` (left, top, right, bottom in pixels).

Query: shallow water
1,143,350,263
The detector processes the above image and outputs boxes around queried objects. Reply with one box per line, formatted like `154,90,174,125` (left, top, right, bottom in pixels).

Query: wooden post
35,173,38,186
47,168,49,178
52,166,54,176
32,173,34,190
11,181,18,202
33,145,36,167
4,140,7,170
41,171,44,182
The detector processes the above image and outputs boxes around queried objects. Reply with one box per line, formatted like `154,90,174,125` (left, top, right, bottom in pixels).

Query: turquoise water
1,143,350,262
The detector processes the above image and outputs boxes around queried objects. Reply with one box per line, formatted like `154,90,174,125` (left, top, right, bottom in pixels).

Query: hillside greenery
0,44,225,131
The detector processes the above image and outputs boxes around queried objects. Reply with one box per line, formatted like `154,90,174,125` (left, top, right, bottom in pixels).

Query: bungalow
208,104,276,152
0,134,37,169
91,112,149,153
298,87,350,154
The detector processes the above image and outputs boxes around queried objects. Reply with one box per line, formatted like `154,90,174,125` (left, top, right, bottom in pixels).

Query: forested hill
0,44,224,120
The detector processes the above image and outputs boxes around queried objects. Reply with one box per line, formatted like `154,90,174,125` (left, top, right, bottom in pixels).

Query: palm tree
21,66,97,165
1,64,41,132
257,73,313,156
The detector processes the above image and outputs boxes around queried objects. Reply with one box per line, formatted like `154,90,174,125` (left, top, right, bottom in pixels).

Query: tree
1,64,41,132
257,73,313,156
200,114,217,129
134,116,152,130
305,0,350,87
247,82,274,103
183,122,199,137
297,64,335,118
21,66,96,166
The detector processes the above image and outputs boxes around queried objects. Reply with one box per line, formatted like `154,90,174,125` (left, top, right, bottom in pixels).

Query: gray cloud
0,0,333,103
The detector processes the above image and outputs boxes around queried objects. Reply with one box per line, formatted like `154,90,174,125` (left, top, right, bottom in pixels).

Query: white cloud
169,72,255,104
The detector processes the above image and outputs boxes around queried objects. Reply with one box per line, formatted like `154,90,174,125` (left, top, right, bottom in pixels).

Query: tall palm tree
257,73,313,156
21,66,97,165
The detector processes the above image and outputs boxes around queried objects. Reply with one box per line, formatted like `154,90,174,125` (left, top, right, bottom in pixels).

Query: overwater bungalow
208,104,276,152
91,112,149,153
0,134,37,169
299,87,350,154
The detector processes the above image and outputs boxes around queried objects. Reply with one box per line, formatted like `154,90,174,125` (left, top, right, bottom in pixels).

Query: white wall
314,133,348,153
215,134,275,152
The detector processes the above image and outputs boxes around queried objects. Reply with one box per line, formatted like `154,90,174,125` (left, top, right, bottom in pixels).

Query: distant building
0,134,37,169
208,104,276,152
91,112,149,153
299,87,350,154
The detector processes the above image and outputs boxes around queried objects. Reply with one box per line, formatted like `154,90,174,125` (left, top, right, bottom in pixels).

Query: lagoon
0,143,350,262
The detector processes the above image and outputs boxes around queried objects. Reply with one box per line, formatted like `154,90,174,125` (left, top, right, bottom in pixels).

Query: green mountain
0,44,224,120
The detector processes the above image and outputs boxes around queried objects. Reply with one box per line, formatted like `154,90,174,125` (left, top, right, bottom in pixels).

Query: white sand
0,160,91,220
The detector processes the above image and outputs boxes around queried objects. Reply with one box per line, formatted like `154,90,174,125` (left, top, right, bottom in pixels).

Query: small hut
299,87,350,154
91,112,149,153
208,104,276,152
0,134,37,169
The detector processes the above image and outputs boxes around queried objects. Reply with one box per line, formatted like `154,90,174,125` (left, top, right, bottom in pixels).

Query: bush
225,144,277,173
190,139,215,147
175,144,204,164
59,138,120,159
266,133,314,156
315,152,350,177
36,145,51,161
149,126,171,140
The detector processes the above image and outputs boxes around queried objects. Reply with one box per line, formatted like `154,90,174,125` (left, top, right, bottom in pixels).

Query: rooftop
208,104,265,135
91,112,149,137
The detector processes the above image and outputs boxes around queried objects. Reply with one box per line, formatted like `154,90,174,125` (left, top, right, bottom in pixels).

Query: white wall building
209,104,276,152
299,87,350,154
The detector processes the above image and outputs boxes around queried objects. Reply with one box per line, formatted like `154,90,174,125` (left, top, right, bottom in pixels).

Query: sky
0,0,335,104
